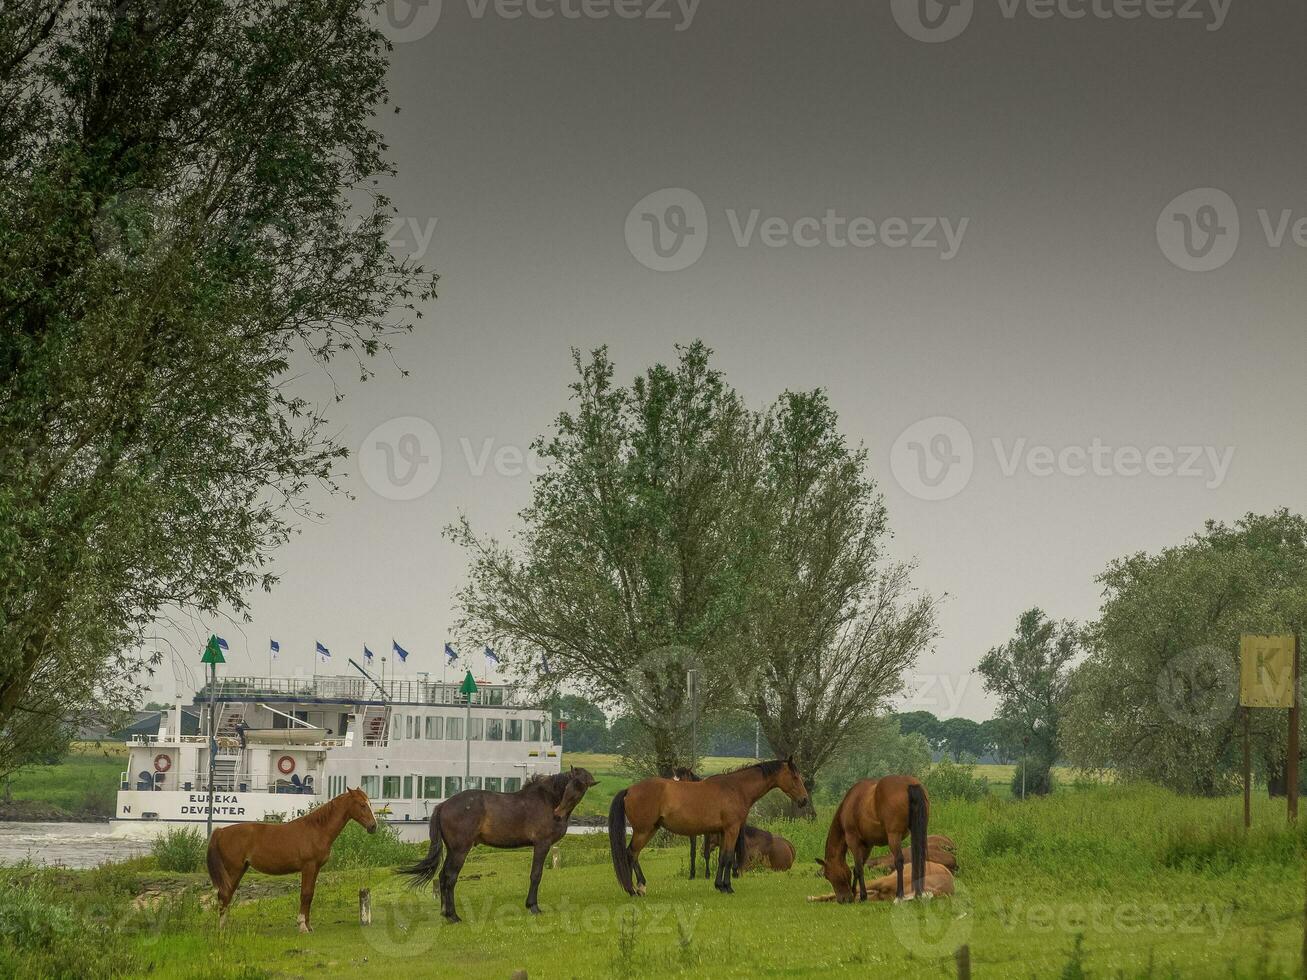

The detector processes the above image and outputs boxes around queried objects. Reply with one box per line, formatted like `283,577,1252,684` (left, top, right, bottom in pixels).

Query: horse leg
850,843,869,902
297,862,319,933
688,835,696,879
628,827,653,897
525,840,549,914
441,845,470,923
718,825,741,894
888,832,905,900
218,861,249,926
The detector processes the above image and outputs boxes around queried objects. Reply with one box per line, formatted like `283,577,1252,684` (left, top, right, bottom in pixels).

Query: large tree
1062,511,1307,796
0,1,436,773
448,344,762,774
976,608,1076,796
743,391,937,792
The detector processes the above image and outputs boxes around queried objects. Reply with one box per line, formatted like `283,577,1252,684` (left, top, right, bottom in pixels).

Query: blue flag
444,643,458,663
364,645,374,663
484,646,499,666
216,636,229,651
315,641,331,659
393,640,409,663
270,639,279,657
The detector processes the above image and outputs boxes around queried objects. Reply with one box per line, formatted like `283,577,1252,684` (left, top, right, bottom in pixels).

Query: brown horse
808,860,954,903
610,758,809,895
816,775,929,903
671,767,746,881
399,768,598,922
206,787,378,932
869,843,956,874
928,833,957,852
700,824,796,878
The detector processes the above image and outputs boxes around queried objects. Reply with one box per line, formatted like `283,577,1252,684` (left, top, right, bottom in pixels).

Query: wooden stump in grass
359,888,371,926
955,944,971,980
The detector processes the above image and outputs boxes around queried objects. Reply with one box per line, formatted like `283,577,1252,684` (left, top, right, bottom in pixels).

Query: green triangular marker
201,635,225,665
459,670,478,696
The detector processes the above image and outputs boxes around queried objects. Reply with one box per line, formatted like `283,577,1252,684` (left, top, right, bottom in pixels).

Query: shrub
1011,760,1056,798
152,826,208,873
924,759,990,802
0,873,138,979
327,819,420,869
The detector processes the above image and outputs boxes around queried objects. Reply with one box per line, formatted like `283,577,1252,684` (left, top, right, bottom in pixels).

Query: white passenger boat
112,673,560,842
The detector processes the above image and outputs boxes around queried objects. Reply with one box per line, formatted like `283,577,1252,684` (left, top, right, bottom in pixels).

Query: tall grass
152,827,208,873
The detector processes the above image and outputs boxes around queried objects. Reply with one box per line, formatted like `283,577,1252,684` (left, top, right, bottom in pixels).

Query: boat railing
119,770,324,794
126,733,346,749
194,674,537,708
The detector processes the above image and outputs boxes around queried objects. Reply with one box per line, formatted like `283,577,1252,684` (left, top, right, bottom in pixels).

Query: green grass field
1,742,127,816
4,778,1304,979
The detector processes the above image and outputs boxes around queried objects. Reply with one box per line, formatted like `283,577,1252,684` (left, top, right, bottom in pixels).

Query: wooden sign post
1239,634,1300,825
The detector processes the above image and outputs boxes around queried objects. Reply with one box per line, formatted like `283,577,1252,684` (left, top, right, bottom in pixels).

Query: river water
0,819,604,869
0,822,148,869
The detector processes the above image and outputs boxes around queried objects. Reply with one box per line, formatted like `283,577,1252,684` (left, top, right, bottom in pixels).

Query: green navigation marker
201,635,225,665
459,670,478,696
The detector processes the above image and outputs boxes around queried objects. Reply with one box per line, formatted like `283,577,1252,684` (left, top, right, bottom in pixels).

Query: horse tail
398,806,445,889
205,830,229,894
908,782,928,897
609,788,635,895
734,824,748,870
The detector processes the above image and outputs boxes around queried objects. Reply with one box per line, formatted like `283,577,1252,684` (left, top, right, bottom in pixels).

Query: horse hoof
527,905,541,916
445,914,462,924
634,884,646,896
298,924,312,933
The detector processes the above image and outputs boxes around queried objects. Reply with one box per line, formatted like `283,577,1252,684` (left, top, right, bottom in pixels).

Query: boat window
506,719,523,741
424,776,442,798
466,776,482,790
402,776,413,799
382,775,402,798
361,775,381,798
405,715,414,739
444,776,462,797
485,688,504,706
528,720,544,742
505,777,521,791
425,716,441,739
485,718,504,741
445,716,463,740
484,777,502,792
467,718,483,741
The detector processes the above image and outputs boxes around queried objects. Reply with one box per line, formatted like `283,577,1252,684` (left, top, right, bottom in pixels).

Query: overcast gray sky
151,0,1307,720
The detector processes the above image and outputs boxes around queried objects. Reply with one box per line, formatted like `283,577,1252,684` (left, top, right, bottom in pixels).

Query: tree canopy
0,0,436,774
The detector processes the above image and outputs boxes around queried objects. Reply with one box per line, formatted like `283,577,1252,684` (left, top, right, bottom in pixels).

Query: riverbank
1,785,1303,979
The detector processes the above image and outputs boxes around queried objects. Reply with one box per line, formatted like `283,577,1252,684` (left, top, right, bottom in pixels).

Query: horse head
776,756,810,810
553,766,598,819
347,787,379,834
814,856,856,903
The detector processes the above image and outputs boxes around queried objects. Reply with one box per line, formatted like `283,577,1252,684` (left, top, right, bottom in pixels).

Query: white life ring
277,755,296,775
153,754,171,773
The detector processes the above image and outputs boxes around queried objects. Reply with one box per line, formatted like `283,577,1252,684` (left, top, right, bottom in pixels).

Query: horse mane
722,759,787,778
521,772,569,800
296,791,347,827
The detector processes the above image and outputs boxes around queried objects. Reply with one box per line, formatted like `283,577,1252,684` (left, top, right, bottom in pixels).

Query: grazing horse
816,775,929,903
206,787,377,932
610,758,809,896
700,824,796,878
399,768,598,922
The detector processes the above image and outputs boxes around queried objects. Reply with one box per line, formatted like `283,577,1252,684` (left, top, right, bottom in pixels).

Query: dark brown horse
207,787,377,932
399,767,598,922
816,775,929,903
610,758,809,895
700,824,796,878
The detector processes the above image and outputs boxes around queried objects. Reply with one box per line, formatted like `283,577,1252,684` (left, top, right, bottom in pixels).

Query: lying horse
699,825,796,879
207,787,377,932
928,833,957,852
816,775,929,903
869,843,957,874
808,860,954,902
611,758,810,895
399,768,598,922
